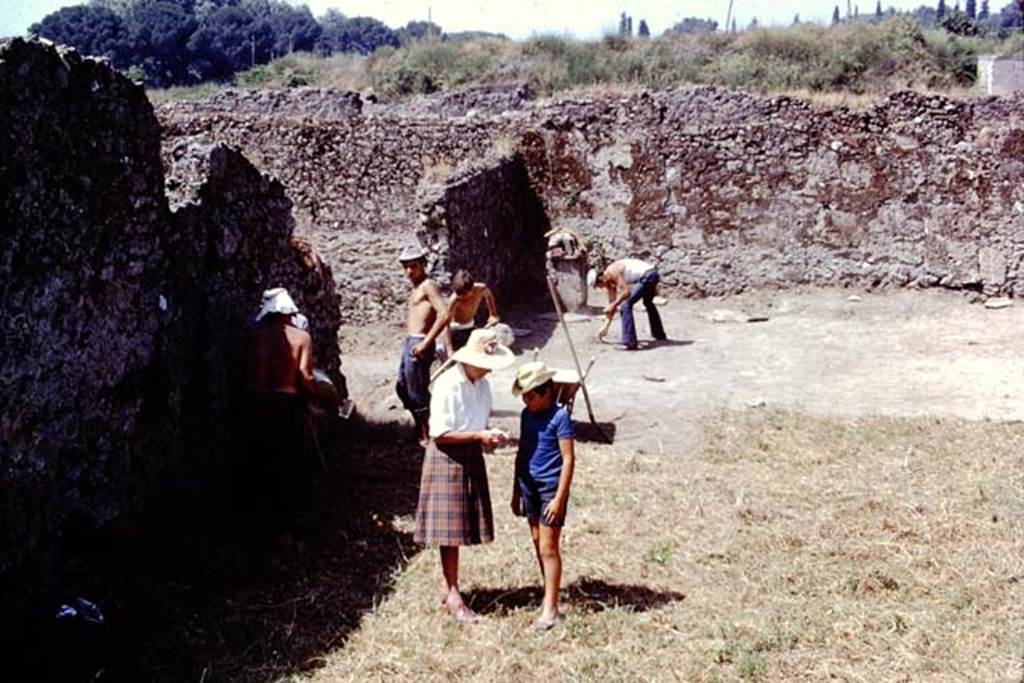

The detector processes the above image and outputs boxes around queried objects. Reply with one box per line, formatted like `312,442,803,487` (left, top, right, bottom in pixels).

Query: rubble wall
0,39,341,600
417,154,550,307
159,85,1024,323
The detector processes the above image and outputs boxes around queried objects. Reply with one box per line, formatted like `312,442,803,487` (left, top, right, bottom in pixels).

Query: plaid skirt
414,440,494,546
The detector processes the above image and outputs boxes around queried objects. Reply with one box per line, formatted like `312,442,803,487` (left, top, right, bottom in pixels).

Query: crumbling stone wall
417,154,550,307
159,83,1024,323
0,39,341,603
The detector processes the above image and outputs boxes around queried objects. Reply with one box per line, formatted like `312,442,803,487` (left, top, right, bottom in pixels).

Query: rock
704,309,750,323
984,297,1013,309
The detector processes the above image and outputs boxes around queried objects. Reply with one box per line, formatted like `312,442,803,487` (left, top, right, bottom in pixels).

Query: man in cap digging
397,244,449,446
414,328,514,623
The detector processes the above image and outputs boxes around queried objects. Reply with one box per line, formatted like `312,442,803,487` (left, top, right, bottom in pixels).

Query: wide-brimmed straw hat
511,361,558,396
256,287,298,322
452,328,514,371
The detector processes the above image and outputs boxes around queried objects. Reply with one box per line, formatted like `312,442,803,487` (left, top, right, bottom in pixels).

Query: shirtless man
591,258,667,350
244,287,338,536
413,269,499,360
397,245,448,445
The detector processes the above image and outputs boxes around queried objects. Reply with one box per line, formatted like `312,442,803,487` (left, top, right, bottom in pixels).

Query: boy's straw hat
511,361,558,396
452,329,514,371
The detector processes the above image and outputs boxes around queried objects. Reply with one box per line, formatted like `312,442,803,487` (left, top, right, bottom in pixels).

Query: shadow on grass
10,414,426,682
465,578,685,615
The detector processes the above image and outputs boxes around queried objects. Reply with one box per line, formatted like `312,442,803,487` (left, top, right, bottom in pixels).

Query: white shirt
428,364,493,438
621,258,654,284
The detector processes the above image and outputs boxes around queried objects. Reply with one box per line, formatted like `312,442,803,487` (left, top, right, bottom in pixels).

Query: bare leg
440,546,478,622
529,521,544,578
536,525,563,626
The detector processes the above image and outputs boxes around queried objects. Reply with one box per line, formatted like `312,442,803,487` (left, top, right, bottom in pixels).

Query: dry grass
311,410,1024,682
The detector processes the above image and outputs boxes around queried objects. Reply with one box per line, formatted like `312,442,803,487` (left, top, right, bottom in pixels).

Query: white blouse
428,364,493,438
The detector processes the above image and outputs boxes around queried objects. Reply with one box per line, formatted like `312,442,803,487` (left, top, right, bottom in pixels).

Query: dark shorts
450,325,474,352
517,477,567,527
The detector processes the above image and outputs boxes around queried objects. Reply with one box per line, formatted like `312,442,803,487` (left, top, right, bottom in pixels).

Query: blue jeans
620,269,666,347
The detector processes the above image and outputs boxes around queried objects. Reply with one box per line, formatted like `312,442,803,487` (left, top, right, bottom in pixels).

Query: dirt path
341,288,1024,453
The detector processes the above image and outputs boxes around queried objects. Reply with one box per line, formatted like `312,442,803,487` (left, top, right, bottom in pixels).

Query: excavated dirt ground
341,287,1024,452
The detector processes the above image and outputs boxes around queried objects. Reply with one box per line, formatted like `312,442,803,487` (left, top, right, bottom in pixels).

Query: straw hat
511,361,558,396
256,287,298,322
451,328,515,370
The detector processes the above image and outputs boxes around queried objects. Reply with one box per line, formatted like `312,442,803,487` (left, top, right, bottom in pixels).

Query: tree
978,0,990,20
748,16,759,29
966,0,977,17
316,14,399,55
793,13,801,24
263,4,321,56
665,17,718,34
29,5,132,65
618,12,633,36
832,5,842,23
397,20,442,44
125,0,199,87
187,5,269,73
876,0,883,18
937,0,947,18
637,19,650,37
730,17,737,32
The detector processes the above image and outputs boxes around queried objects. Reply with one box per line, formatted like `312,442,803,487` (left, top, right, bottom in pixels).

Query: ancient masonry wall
416,154,551,307
159,85,1024,324
0,40,341,601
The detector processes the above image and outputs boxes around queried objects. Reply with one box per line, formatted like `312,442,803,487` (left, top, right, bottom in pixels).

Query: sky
2,0,944,41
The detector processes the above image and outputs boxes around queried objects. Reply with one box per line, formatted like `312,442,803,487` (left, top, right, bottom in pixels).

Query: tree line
29,0,1024,89
28,0,447,87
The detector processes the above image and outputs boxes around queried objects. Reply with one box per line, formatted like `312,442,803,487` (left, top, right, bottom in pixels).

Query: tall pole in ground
546,277,611,443
725,0,735,32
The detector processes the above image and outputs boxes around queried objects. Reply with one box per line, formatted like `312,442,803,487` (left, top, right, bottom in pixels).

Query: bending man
590,258,667,350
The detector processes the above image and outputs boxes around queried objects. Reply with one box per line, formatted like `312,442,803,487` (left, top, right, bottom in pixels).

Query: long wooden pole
546,276,611,443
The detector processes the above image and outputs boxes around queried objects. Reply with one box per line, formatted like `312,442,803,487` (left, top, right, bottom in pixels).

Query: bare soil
341,287,1024,452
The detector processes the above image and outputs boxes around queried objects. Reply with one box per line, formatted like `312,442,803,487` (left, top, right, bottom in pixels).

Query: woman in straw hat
414,328,514,623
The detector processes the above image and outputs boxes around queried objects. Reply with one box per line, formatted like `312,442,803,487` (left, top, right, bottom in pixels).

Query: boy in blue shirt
510,361,577,630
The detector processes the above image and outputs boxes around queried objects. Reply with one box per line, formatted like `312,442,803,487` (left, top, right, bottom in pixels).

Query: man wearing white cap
414,328,514,623
396,244,448,446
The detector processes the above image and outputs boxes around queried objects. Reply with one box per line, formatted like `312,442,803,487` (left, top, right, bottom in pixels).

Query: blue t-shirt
517,404,574,486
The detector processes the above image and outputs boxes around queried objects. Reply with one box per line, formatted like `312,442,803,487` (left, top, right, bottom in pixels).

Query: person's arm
511,414,526,515
298,337,340,407
413,282,450,357
544,436,576,524
603,274,630,316
435,428,508,447
479,284,499,326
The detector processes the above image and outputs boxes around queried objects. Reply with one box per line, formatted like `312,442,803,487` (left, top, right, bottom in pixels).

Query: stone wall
416,154,550,307
159,83,1024,323
0,39,341,602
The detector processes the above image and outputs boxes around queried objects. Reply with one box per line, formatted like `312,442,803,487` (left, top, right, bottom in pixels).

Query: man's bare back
248,320,314,395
